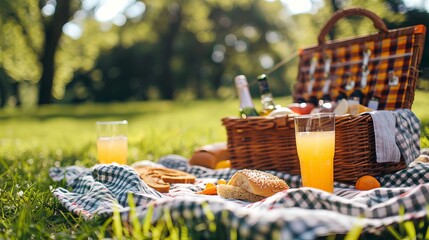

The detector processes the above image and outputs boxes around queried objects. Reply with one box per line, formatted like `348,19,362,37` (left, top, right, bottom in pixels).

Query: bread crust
227,169,289,197
134,166,195,193
189,142,229,169
140,172,170,193
217,184,265,202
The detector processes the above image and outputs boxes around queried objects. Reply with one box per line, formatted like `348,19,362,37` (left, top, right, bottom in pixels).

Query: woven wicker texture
223,8,425,184
222,115,406,183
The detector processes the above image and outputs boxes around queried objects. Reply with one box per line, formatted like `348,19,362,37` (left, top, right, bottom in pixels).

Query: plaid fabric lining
294,28,423,110
393,110,421,164
50,154,429,238
364,109,420,165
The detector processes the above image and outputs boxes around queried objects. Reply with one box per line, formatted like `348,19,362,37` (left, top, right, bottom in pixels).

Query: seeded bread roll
218,169,289,202
217,184,265,202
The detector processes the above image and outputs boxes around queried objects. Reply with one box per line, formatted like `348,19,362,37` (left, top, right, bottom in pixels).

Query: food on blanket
217,184,266,202
140,171,171,193
409,154,429,167
200,186,218,195
217,179,227,185
201,183,217,195
150,167,195,183
287,103,315,115
416,154,429,163
215,160,231,169
198,179,227,195
217,169,289,202
355,175,381,191
206,182,216,189
189,142,229,169
134,166,196,193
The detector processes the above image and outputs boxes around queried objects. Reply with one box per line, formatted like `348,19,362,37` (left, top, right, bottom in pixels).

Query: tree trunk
37,0,71,105
328,0,340,41
188,40,204,99
0,68,9,108
11,81,21,106
158,7,182,100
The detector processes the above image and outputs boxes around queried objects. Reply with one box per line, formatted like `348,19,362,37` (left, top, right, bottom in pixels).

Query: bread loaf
217,184,265,202
218,169,289,202
134,166,196,193
189,142,229,169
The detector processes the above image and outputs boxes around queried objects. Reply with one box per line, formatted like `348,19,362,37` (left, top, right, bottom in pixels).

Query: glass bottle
368,96,380,110
257,74,277,116
234,75,259,118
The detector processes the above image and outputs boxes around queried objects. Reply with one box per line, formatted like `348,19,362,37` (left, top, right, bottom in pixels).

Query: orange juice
97,136,128,164
295,131,335,193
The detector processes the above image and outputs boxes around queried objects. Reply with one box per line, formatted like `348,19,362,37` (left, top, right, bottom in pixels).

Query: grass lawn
1,91,428,238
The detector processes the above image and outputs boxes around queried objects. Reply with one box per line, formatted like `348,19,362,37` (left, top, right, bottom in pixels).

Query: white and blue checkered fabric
50,154,429,239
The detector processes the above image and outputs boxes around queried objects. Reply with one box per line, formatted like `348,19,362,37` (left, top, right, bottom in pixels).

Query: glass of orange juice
96,120,128,165
294,113,335,193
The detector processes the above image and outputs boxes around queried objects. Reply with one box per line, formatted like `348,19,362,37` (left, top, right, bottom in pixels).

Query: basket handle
317,8,389,44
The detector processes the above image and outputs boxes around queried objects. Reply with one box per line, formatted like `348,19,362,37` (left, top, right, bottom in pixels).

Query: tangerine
355,175,381,190
215,160,231,169
217,179,227,185
205,182,216,190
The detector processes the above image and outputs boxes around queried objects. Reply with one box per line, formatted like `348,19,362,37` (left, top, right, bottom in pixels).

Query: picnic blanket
50,154,429,239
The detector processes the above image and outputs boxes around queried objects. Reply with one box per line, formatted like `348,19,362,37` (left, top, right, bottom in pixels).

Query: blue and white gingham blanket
50,154,429,239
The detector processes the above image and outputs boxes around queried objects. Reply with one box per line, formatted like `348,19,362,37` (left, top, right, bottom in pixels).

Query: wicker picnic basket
222,8,426,184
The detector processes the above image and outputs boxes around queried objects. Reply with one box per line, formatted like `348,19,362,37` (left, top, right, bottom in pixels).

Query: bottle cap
257,74,271,94
234,75,248,88
257,74,267,81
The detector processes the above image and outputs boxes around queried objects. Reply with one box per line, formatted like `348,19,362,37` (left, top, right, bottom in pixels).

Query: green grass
1,92,429,239
0,99,238,239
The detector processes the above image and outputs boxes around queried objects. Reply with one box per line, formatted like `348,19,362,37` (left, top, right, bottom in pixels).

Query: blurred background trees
0,0,428,107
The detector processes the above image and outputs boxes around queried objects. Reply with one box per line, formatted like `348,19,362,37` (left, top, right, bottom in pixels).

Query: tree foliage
0,0,428,107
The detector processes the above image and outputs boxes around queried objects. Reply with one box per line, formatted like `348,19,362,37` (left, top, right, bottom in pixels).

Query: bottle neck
238,86,255,108
257,77,270,95
261,93,275,108
257,76,275,110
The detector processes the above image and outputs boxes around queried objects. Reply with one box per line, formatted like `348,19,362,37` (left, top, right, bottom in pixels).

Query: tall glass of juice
294,113,335,193
96,120,128,165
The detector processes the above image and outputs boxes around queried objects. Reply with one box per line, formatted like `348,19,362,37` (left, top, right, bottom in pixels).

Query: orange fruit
217,179,227,185
355,175,381,190
215,160,231,169
205,182,216,190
